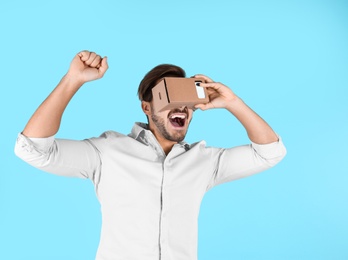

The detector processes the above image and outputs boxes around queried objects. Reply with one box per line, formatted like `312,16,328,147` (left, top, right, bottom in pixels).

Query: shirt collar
128,122,190,153
129,122,149,141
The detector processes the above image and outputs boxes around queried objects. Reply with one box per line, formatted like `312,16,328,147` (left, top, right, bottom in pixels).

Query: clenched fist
66,50,108,85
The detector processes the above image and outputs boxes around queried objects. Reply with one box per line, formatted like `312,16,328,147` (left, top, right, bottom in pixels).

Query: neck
155,132,177,155
148,125,177,155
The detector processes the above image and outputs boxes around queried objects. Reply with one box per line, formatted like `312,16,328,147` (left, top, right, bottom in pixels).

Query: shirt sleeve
14,133,101,182
207,136,287,190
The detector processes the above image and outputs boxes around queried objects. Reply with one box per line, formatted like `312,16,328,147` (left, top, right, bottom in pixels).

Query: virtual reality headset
151,77,209,112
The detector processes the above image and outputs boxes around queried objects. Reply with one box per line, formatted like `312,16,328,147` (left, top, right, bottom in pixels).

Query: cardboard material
151,77,209,112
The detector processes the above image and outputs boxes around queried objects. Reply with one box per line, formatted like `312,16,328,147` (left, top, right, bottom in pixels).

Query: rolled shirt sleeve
14,133,101,182
208,136,287,189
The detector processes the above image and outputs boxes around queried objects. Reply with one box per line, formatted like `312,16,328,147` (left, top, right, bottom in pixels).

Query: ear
141,101,152,116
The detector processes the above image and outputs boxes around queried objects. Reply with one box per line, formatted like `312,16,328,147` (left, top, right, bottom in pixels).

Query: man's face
149,105,194,143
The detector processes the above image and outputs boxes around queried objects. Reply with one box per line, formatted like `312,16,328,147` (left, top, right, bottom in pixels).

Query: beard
151,108,189,143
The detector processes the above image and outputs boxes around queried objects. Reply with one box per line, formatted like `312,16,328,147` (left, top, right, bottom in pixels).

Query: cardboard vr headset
151,77,209,112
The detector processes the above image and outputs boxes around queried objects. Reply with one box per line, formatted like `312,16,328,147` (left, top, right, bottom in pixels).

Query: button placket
159,156,173,259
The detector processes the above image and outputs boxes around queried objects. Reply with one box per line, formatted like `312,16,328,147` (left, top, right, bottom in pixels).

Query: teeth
170,114,186,119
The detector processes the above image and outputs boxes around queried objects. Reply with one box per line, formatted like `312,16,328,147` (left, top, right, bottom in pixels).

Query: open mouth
169,113,187,128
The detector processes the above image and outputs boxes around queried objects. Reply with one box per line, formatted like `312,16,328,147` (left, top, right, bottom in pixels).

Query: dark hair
138,64,186,102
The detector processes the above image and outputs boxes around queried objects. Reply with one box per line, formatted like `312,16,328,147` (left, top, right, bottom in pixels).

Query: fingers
91,55,102,67
192,74,221,92
198,82,222,91
78,51,91,61
193,74,214,83
78,50,104,68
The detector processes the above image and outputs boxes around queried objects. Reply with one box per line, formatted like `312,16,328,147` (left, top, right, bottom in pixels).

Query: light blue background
1,0,347,259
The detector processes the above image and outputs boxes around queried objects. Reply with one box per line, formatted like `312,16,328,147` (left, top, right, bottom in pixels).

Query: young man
15,51,286,260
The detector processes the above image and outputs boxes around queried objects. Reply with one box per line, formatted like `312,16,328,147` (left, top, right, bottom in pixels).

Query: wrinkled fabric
15,122,286,260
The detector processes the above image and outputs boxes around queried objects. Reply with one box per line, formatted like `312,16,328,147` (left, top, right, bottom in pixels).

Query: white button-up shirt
15,122,286,260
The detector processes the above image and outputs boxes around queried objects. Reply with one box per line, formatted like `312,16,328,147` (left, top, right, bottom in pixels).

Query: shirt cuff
250,135,286,160
16,133,55,153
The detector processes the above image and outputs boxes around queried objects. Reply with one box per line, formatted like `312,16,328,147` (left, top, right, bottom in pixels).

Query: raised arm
194,74,278,144
22,51,108,138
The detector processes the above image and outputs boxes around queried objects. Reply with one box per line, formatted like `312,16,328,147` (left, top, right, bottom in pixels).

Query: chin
167,125,188,142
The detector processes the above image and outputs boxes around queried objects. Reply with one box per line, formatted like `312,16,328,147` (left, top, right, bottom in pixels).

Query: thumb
195,103,214,111
98,56,109,77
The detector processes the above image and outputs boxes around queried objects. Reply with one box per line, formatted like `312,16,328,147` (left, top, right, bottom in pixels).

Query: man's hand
193,74,237,110
22,51,108,138
66,51,108,86
193,74,279,144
